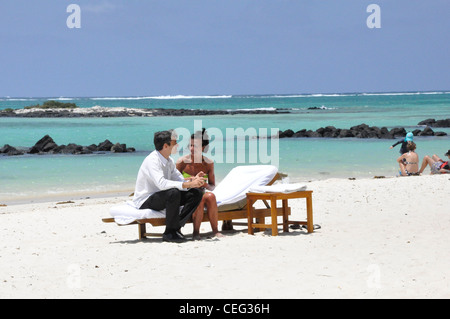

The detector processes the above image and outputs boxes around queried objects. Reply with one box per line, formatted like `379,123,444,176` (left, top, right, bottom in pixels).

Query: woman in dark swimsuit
176,129,223,239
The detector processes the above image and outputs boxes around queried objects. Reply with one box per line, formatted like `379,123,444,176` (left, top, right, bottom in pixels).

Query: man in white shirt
133,130,205,243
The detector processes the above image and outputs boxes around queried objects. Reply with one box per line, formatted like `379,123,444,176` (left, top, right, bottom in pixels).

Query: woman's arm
175,155,188,176
205,162,216,191
397,154,407,176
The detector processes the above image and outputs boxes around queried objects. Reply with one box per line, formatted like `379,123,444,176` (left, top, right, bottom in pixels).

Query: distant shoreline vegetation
24,100,78,110
1,100,78,113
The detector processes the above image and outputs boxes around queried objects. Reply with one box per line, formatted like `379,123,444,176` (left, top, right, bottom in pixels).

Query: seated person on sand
418,150,450,175
176,129,223,239
133,130,204,243
397,141,419,176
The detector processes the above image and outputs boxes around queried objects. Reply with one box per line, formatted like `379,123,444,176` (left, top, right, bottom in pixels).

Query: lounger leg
306,194,314,233
270,197,278,236
138,223,147,240
247,199,255,235
282,199,289,232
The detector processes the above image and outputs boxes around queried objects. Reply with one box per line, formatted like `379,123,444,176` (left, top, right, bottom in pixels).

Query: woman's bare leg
419,155,434,174
432,154,442,162
192,197,205,240
203,193,223,237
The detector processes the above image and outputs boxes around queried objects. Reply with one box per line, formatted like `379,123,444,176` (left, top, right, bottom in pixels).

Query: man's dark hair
154,130,173,151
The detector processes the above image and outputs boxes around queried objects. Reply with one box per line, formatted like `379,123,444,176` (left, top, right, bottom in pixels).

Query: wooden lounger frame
102,173,290,240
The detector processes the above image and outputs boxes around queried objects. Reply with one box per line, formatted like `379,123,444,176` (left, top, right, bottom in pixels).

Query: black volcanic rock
435,119,450,128
29,135,57,154
418,127,435,136
389,127,407,137
292,129,308,138
279,129,295,138
279,123,447,139
418,118,436,126
338,129,354,138
97,139,114,151
0,144,24,156
0,107,284,118
111,143,127,153
418,118,450,128
1,135,137,156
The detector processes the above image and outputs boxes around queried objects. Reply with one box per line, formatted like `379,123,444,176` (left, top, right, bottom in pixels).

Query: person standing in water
390,132,414,154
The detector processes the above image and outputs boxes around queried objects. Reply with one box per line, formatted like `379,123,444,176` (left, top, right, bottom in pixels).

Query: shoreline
0,172,433,206
0,189,134,207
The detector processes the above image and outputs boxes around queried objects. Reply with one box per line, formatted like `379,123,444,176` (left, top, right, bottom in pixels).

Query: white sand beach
0,174,449,299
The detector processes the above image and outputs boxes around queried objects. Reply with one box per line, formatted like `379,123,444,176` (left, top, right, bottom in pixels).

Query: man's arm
148,163,184,191
170,159,205,189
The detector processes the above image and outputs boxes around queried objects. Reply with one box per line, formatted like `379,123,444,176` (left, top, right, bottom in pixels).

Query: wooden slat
103,208,290,225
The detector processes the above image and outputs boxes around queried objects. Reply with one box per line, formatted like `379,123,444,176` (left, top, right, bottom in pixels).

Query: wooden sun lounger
102,173,291,240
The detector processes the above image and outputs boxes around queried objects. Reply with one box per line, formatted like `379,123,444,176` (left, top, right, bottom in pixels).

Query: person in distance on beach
397,141,419,176
418,150,450,175
132,130,205,243
390,132,414,155
176,129,223,240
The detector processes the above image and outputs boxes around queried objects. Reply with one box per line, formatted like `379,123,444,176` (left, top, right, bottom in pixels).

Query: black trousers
139,188,203,234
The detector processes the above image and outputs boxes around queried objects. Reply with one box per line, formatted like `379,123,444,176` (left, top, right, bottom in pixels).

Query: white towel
109,201,166,225
212,165,278,207
248,183,307,194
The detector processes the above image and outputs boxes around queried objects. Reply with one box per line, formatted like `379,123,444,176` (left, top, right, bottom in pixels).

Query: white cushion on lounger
110,201,166,225
248,183,307,193
110,165,278,224
212,165,278,210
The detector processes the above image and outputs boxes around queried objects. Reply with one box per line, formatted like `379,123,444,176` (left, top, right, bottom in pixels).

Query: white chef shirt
132,150,186,208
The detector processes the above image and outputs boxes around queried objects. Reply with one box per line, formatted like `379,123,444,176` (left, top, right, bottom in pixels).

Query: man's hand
183,173,207,189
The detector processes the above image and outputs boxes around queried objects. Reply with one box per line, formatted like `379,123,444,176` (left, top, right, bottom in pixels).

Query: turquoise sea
1,92,449,204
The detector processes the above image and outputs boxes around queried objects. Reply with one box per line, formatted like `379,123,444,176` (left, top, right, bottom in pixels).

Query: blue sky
0,0,449,97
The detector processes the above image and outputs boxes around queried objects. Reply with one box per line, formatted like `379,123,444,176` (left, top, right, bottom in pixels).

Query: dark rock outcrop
0,144,24,156
0,107,284,118
278,123,447,139
1,136,136,156
418,118,450,128
98,140,114,152
29,135,57,154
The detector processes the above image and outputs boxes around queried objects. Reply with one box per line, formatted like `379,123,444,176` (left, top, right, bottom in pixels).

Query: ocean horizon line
1,90,450,101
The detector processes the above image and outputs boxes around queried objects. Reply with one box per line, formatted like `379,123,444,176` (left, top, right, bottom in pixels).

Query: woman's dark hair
191,128,209,151
407,141,416,151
